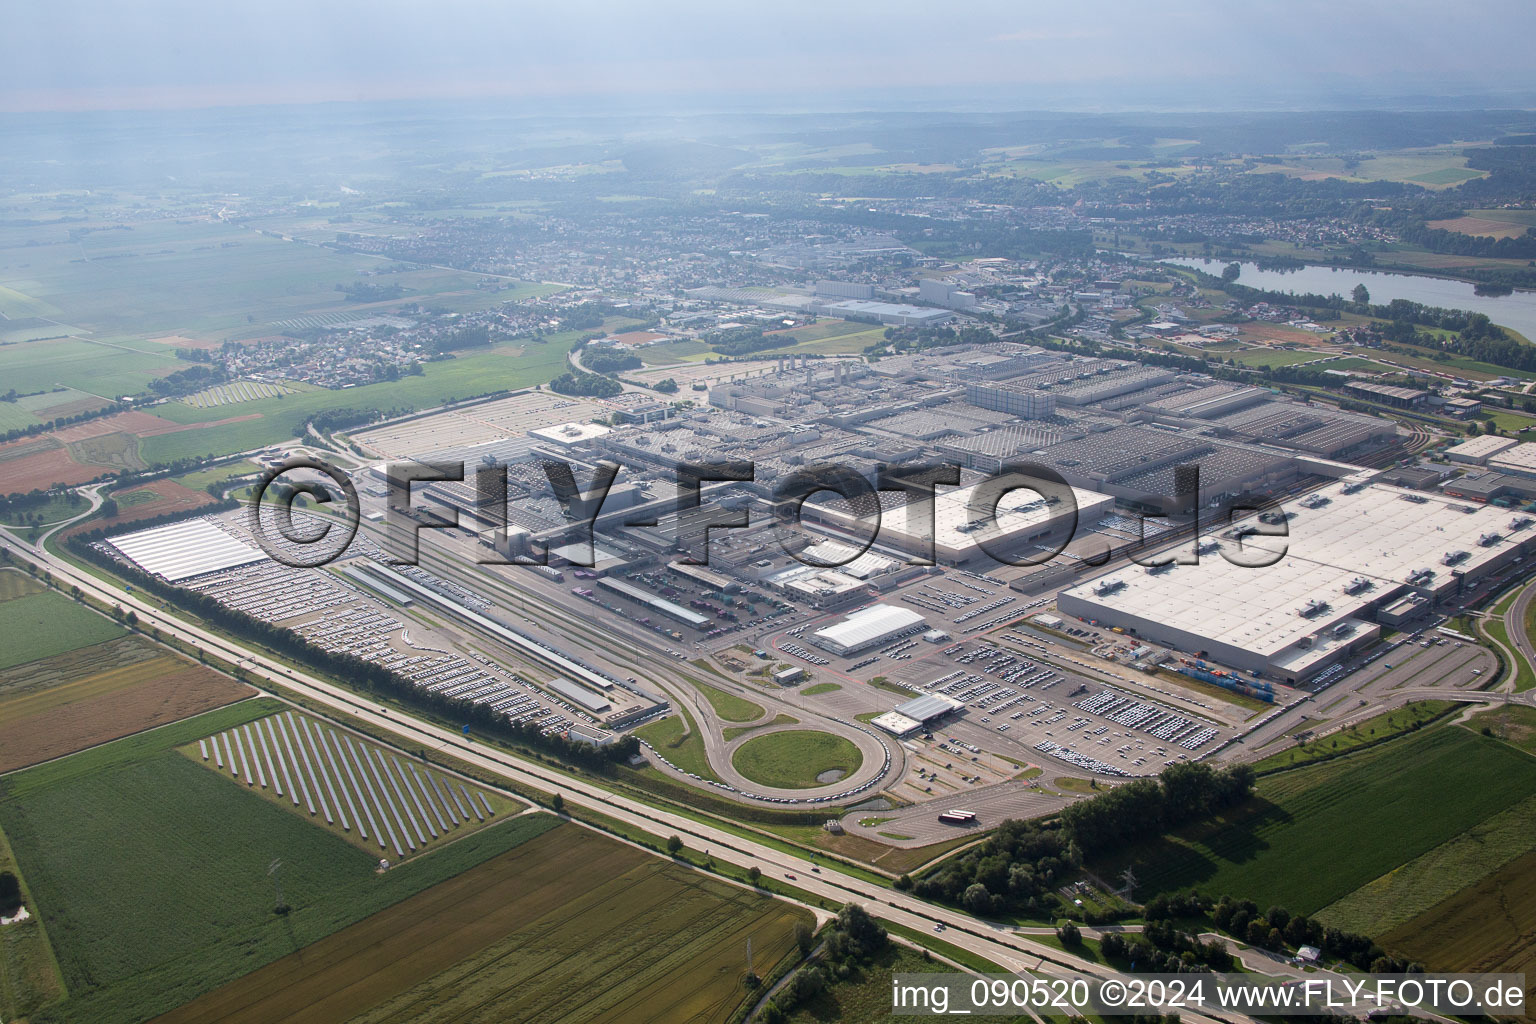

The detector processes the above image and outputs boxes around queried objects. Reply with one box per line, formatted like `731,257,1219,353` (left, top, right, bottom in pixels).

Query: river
1160,257,1536,342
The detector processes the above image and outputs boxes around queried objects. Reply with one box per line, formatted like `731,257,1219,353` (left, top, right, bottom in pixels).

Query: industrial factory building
811,605,928,656
1059,482,1536,682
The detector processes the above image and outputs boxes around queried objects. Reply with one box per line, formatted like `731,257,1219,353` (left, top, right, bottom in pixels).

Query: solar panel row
197,713,498,859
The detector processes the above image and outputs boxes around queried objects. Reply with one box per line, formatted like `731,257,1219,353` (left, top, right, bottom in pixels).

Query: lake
1161,258,1536,343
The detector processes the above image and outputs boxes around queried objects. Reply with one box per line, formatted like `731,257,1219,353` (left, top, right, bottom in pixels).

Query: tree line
903,762,1255,920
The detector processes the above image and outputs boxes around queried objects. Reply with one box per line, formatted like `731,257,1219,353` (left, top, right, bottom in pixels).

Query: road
1504,579,1536,685
1,525,1257,1023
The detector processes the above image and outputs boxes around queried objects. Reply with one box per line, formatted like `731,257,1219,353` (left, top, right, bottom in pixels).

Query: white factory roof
546,676,612,713
107,518,267,582
813,605,926,649
895,693,964,721
1063,482,1529,660
1487,442,1536,476
797,539,898,579
528,421,612,447
871,711,923,736
1444,434,1518,464
813,481,1115,558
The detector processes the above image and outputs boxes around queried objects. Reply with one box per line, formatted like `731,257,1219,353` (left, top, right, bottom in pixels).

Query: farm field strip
1382,846,1536,984
190,711,506,859
1112,726,1536,914
1317,788,1536,936
0,640,254,772
0,589,126,670
153,823,810,1024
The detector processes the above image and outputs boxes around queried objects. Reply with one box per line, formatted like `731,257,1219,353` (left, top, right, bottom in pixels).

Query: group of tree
0,871,21,918
309,405,411,434
148,363,226,398
580,348,643,375
1,399,128,445
549,371,622,398
336,281,406,302
424,323,496,353
1099,918,1236,974
1204,896,1418,973
874,323,1000,356
906,762,1255,919
759,904,888,1024
552,301,623,331
651,377,679,393
702,325,784,357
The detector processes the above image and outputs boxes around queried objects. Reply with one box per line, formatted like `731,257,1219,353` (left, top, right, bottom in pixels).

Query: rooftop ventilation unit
1443,550,1469,565
1478,532,1502,547
1094,579,1126,596
1299,599,1329,618
1343,577,1371,594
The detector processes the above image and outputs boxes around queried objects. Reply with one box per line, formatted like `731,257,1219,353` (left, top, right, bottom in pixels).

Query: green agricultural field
0,401,44,433
1231,347,1329,369
0,815,65,1021
637,339,710,365
693,680,765,723
1251,700,1455,771
0,218,549,341
0,337,184,398
1317,788,1536,936
1102,725,1536,914
161,823,811,1024
759,327,885,356
138,328,602,465
170,460,263,493
0,570,45,602
1380,846,1536,986
0,590,126,670
1408,167,1484,185
0,698,559,1024
731,729,863,789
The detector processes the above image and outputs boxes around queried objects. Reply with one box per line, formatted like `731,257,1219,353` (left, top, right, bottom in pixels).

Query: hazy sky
7,0,1536,112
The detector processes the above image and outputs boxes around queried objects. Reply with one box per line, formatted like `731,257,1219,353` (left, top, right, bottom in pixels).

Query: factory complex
1060,481,1535,682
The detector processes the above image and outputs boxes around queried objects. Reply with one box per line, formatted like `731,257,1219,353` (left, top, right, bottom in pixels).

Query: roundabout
730,728,864,790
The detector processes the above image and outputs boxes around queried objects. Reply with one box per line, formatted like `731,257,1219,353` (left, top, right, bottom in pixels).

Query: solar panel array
199,711,498,857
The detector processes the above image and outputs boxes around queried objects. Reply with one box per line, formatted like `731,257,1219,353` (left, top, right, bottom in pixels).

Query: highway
2,524,1256,1023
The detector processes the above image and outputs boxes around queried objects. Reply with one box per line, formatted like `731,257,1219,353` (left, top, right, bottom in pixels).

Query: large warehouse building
811,605,927,656
108,518,268,582
1059,481,1536,683
807,480,1116,566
